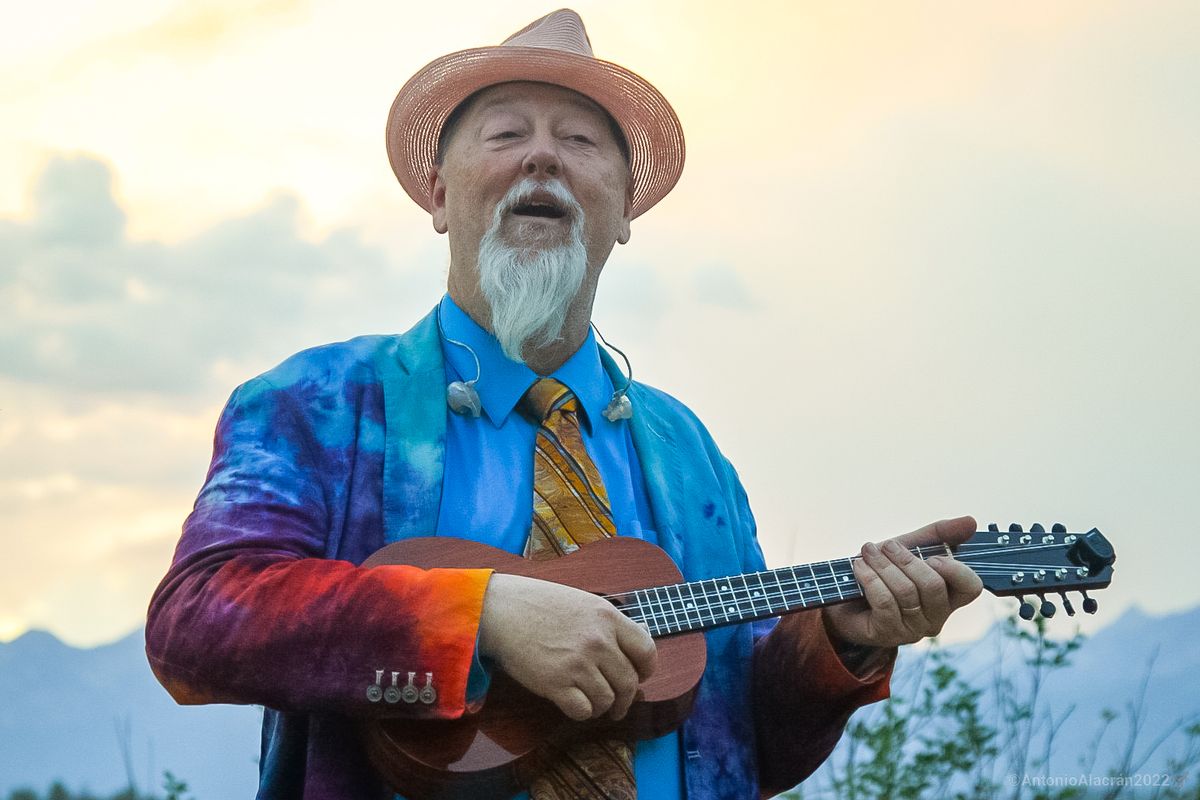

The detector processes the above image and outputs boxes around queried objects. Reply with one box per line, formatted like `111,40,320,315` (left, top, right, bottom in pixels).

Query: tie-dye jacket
146,308,892,799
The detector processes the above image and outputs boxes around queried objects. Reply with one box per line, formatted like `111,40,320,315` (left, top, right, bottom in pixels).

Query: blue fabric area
433,294,682,800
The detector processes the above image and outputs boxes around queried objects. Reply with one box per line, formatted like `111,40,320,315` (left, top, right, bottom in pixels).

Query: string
606,540,1096,634
604,541,1084,605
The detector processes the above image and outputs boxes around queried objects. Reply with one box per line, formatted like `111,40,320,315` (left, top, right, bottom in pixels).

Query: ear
616,177,633,245
429,165,449,234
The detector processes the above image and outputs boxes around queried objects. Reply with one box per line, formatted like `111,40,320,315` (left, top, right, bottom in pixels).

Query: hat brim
386,46,685,220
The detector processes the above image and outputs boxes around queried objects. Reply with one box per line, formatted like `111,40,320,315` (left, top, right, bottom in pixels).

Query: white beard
478,178,588,364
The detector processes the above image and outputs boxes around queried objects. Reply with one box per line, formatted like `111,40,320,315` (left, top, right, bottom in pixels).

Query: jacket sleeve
145,376,491,720
729,481,895,798
752,610,895,797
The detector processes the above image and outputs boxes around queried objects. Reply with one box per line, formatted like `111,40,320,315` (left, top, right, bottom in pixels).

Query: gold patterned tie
519,378,637,800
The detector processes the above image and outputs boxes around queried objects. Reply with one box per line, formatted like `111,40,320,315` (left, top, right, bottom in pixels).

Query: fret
732,574,752,622
652,591,666,632
807,563,825,603
684,581,704,629
664,585,683,632
754,571,771,616
701,578,716,622
835,558,860,600
770,568,791,612
650,586,671,634
615,555,874,637
650,589,669,637
665,584,686,633
633,589,660,636
715,578,737,622
653,585,675,634
782,566,802,609
624,591,646,629
826,560,843,600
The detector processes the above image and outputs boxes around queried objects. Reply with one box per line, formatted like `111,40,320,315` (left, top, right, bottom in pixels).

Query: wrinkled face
429,82,633,289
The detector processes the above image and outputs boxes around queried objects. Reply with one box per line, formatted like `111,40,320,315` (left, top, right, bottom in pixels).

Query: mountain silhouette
3,604,1198,796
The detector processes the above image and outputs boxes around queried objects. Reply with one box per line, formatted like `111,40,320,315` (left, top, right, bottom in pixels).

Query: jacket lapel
377,309,447,543
599,350,688,572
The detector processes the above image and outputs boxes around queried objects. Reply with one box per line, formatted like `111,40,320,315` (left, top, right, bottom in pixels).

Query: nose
521,131,561,178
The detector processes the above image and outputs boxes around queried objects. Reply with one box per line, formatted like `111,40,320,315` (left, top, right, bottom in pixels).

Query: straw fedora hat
386,9,684,219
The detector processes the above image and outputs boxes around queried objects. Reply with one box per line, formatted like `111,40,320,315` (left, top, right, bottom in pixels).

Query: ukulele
359,523,1116,799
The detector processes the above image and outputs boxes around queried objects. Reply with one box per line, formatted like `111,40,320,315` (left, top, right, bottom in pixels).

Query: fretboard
606,544,948,637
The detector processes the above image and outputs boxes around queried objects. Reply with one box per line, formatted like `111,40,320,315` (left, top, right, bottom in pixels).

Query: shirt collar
437,294,614,433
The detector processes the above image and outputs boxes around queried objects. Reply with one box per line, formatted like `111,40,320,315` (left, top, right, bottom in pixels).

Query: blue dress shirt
433,294,683,800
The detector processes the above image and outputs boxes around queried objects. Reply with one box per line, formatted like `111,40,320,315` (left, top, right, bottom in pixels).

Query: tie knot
519,378,576,423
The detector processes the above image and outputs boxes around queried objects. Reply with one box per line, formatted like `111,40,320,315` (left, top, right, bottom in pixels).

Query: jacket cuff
769,610,894,701
819,611,897,684
369,566,493,719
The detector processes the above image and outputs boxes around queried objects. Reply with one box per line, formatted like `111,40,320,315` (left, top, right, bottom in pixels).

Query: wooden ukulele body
360,536,706,799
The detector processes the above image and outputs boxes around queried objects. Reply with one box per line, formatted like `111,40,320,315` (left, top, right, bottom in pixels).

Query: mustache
494,177,585,220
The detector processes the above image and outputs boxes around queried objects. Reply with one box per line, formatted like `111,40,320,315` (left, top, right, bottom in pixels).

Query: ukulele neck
606,545,948,637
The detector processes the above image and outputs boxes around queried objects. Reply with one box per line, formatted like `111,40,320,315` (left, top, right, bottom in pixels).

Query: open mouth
508,189,571,220
510,201,567,219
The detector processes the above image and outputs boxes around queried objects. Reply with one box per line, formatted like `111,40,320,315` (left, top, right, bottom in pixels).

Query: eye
567,134,595,145
489,130,521,141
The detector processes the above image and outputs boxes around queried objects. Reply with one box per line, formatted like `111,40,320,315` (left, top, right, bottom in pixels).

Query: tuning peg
1038,594,1056,618
988,523,999,532
1008,523,1024,533
1052,522,1067,533
1017,595,1036,620
1059,592,1075,616
1081,591,1098,614
1030,523,1045,533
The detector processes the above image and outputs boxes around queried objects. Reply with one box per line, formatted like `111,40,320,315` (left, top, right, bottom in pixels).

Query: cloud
1,153,443,397
0,154,435,645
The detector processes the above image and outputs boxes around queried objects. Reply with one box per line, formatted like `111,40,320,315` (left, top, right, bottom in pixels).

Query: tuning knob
1081,591,1098,614
1052,522,1067,533
1038,594,1056,618
1018,595,1036,620
1031,522,1045,533
988,523,999,532
1009,523,1024,533
1059,592,1076,616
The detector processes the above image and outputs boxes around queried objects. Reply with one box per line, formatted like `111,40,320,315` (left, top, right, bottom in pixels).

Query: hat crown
502,9,594,57
386,8,684,219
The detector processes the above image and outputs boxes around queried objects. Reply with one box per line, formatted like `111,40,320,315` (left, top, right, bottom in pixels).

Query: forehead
461,81,614,124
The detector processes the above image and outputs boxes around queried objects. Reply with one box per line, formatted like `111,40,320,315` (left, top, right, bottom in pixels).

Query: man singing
147,10,982,798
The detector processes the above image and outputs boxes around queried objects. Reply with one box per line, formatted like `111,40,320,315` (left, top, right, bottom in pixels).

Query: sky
2,0,1198,648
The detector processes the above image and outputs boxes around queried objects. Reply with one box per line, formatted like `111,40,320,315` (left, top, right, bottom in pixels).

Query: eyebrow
472,92,609,121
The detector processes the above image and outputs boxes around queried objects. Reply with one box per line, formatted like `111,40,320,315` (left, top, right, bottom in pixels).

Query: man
146,10,982,799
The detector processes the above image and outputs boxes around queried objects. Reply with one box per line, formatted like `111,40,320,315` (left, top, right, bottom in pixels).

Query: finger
615,615,658,681
861,541,922,617
597,652,640,721
554,686,594,722
929,555,984,610
885,541,951,626
894,516,977,550
573,666,616,720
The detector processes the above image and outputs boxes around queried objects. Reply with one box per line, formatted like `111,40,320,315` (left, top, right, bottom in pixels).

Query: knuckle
581,634,609,658
916,573,944,595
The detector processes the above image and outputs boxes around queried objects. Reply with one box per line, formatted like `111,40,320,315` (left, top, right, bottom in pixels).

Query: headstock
957,523,1116,620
